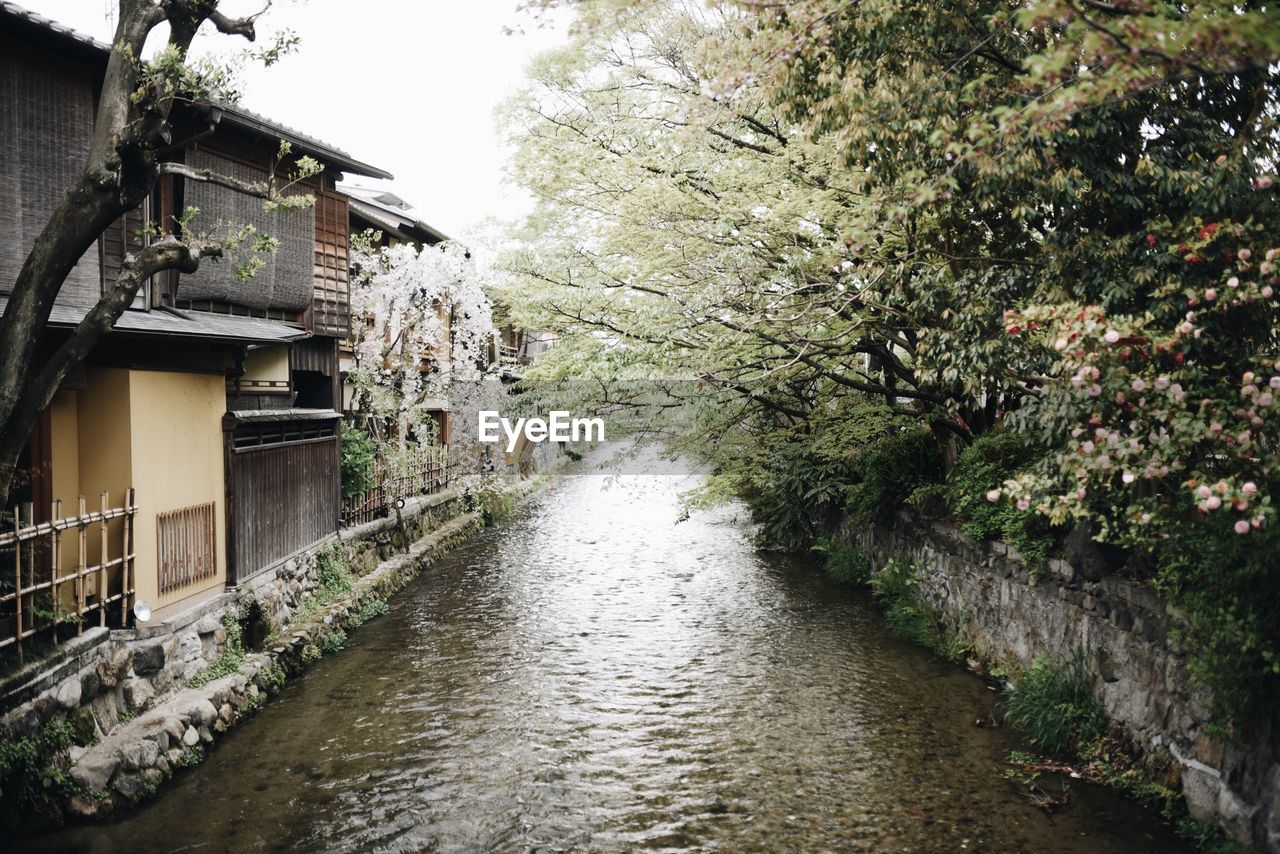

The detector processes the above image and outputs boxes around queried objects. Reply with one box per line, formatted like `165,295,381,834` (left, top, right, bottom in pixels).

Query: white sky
22,0,569,240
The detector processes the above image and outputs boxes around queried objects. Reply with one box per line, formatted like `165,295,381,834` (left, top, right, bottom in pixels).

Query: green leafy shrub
845,428,944,525
339,424,378,499
0,718,82,830
189,612,246,688
1003,650,1105,755
811,537,870,585
948,431,1060,566
1152,515,1280,731
315,548,353,602
867,560,968,663
349,597,389,628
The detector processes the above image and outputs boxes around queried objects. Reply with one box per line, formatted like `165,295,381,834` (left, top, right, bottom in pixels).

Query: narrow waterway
35,468,1186,852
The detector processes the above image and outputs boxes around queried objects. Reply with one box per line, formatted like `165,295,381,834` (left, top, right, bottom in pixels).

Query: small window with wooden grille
156,502,217,595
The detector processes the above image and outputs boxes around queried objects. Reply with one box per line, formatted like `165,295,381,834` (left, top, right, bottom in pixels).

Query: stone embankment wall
0,486,504,824
840,511,1280,852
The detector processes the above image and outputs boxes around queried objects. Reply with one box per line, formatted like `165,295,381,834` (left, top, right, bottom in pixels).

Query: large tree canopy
499,0,1280,725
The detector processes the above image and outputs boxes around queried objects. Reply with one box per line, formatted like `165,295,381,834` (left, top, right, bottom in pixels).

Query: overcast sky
23,0,569,240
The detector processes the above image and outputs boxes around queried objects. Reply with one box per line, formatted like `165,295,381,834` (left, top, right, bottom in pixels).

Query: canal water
34,468,1187,852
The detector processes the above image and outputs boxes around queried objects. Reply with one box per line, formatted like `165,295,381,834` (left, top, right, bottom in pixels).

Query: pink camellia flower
1216,480,1230,494
1205,288,1218,301
1209,422,1223,434
1088,384,1102,397
1054,337,1069,350
1256,177,1275,190
1253,416,1265,427
1170,383,1185,400
1239,248,1253,261
1155,377,1170,391
1271,376,1280,389
1197,484,1213,499
1266,286,1276,298
1235,519,1252,535
1016,497,1030,511
1114,391,1125,404
1178,321,1194,334
1090,367,1101,380
1131,378,1146,392
1122,471,1135,484
986,489,1000,503
1082,441,1096,453
1140,513,1152,524
1268,248,1280,261
1071,427,1084,438
1227,277,1240,288
1243,481,1258,494
1076,487,1086,500
1104,329,1120,343
1244,371,1256,383
1071,375,1083,389
1205,495,1222,510
1259,393,1273,407
1253,515,1266,529
1194,328,1202,339
1235,498,1249,511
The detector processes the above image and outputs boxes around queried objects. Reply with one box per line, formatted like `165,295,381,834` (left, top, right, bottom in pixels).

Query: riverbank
0,478,540,834
834,509,1276,852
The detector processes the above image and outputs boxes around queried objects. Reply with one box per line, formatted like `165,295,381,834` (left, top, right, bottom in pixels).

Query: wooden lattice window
157,502,217,595
312,191,350,337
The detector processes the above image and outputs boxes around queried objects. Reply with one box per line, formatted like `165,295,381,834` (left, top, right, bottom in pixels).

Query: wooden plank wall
227,435,339,585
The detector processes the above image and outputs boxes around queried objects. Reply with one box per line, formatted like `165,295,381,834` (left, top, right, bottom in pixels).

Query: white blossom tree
347,238,496,454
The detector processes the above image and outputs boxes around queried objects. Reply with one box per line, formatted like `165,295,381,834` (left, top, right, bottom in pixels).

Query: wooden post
99,492,109,627
122,488,133,626
12,506,21,663
76,496,86,636
50,498,61,644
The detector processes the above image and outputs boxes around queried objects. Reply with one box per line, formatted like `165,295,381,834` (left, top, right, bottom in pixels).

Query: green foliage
1003,651,1105,756
316,548,354,601
948,432,1059,566
349,597,389,628
0,718,82,830
466,488,516,525
1151,517,1280,730
317,627,347,656
811,537,870,586
868,560,967,662
339,424,378,500
189,612,246,688
845,428,945,525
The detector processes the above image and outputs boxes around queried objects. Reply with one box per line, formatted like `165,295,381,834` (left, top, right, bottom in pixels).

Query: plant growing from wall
1002,651,1105,756
0,718,82,830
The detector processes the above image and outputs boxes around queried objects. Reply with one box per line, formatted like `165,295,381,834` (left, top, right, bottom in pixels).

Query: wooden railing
342,445,448,527
0,490,137,662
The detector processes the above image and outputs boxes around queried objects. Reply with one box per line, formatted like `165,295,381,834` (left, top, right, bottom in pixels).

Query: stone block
71,751,119,791
54,676,82,710
132,643,165,675
122,678,155,714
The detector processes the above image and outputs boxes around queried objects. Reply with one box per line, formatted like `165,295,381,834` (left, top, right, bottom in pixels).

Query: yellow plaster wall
48,390,80,512
234,345,290,394
75,368,133,588
127,370,226,610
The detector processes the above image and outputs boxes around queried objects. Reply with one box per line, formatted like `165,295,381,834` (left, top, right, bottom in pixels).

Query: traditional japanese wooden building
0,2,392,638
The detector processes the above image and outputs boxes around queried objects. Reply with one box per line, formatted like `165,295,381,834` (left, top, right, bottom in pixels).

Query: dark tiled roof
343,185,450,244
0,2,392,179
0,296,310,345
